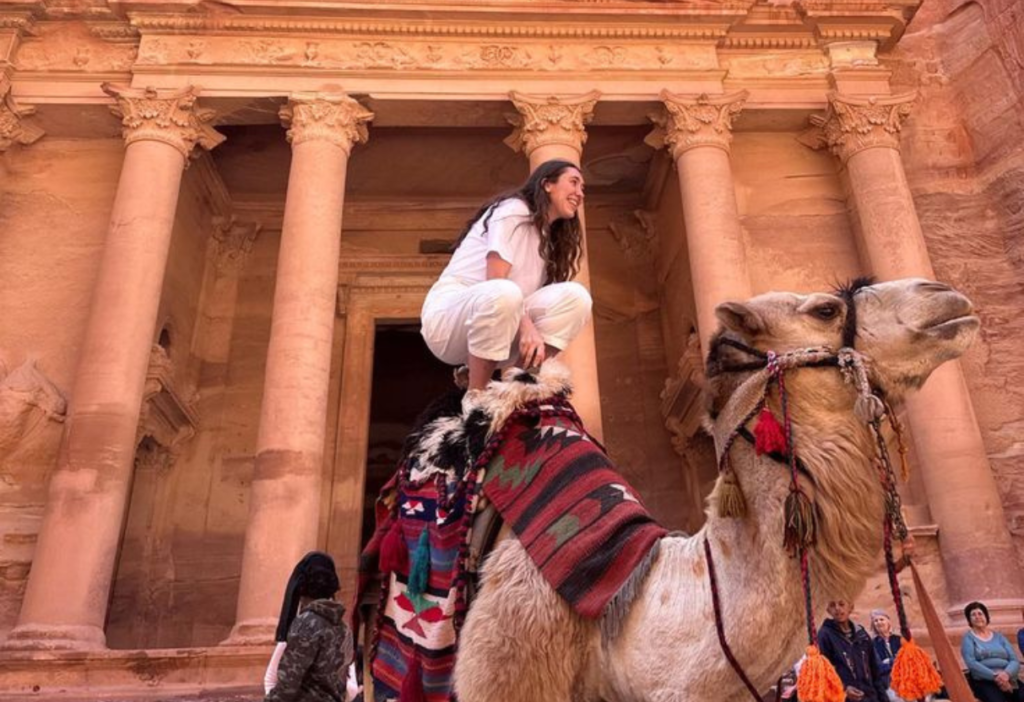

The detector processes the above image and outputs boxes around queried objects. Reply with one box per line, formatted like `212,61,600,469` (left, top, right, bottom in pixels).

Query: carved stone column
647,90,751,355
506,90,604,440
814,91,1024,623
5,85,222,650
225,93,372,645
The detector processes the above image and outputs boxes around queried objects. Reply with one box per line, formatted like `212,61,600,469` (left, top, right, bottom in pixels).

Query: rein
702,286,916,701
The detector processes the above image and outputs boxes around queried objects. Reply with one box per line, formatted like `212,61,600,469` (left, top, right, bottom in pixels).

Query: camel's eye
810,304,840,321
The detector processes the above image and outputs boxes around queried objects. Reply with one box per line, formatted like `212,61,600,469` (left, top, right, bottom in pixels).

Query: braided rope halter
702,282,917,701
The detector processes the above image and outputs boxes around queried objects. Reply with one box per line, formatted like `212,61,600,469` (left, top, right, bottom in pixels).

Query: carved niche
136,344,197,451
660,331,706,457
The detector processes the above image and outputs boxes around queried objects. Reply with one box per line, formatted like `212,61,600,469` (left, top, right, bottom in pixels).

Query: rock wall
0,140,121,640
892,0,1024,571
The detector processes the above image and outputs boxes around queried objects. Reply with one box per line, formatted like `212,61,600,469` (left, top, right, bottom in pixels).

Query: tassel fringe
716,470,747,519
783,489,816,554
408,529,431,597
796,645,846,702
379,520,409,574
400,656,426,702
754,406,787,455
601,539,662,643
891,638,943,701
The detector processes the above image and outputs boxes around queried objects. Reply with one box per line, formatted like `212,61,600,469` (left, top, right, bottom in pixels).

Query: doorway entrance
360,324,453,548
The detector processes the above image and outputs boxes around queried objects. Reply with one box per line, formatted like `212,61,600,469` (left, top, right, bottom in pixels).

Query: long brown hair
451,159,584,284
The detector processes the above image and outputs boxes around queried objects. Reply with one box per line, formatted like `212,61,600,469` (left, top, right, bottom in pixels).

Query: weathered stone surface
0,0,1022,692
892,0,1024,573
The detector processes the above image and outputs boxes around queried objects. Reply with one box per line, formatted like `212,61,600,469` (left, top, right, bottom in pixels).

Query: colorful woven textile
362,392,665,701
368,475,478,702
479,404,667,618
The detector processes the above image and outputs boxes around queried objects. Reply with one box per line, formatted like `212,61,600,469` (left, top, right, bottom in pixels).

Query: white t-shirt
438,198,546,297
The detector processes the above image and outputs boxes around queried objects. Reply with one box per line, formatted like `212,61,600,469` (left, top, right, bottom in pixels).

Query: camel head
709,278,979,406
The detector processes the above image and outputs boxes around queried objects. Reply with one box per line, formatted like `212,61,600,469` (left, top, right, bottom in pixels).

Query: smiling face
969,606,989,630
543,167,585,222
872,613,892,637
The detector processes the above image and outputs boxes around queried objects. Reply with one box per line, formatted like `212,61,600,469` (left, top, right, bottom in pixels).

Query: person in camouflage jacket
265,597,353,702
265,552,353,702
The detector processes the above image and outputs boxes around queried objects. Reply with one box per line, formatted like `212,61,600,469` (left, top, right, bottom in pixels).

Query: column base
2,623,107,651
220,618,277,646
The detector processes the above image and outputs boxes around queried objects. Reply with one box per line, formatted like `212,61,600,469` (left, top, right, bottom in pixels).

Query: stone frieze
136,35,720,73
15,22,137,72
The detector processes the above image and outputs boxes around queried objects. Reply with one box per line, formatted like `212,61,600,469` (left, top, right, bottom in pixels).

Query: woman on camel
420,159,592,394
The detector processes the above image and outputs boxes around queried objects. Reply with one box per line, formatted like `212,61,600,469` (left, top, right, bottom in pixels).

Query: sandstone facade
0,0,1022,695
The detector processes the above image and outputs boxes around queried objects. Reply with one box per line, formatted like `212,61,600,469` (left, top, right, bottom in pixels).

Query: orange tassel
891,638,943,701
754,406,787,455
796,645,846,702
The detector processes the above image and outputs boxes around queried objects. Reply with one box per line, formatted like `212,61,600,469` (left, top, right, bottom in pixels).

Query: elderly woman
870,610,904,701
961,601,1024,702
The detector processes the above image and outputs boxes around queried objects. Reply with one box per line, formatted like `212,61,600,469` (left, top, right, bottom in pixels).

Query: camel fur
453,278,979,702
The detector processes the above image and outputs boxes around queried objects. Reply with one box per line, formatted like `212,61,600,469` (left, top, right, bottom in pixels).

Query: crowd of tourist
774,600,1024,702
257,549,1024,702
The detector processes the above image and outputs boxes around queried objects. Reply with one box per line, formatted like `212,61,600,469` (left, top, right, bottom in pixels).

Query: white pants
420,278,592,365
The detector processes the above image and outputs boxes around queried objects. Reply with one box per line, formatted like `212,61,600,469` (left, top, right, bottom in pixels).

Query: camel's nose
915,280,953,294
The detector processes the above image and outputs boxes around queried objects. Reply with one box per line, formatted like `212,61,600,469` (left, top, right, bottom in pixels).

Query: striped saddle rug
360,366,665,702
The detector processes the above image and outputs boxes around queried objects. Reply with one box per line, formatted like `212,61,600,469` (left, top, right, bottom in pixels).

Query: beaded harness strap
702,284,915,701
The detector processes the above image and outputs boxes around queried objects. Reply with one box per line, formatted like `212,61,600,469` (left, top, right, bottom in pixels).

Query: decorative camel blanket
368,476,472,702
479,404,667,618
362,364,666,702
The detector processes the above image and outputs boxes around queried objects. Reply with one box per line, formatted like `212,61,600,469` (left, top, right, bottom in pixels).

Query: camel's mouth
916,293,978,338
921,313,980,340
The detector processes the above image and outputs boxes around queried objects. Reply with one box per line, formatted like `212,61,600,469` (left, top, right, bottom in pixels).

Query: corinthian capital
102,84,225,161
280,93,373,153
505,90,600,160
0,86,44,151
211,215,262,273
810,91,916,163
646,90,747,158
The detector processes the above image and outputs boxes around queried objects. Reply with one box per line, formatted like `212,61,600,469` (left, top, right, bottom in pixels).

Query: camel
452,277,979,702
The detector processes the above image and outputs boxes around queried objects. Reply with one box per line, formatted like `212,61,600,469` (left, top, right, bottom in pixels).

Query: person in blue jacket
818,600,890,702
961,601,1023,702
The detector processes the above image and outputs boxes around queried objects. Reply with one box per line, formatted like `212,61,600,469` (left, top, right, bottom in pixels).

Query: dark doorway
360,324,454,549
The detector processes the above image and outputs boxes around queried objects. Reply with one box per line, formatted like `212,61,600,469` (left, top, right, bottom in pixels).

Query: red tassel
754,407,787,455
379,519,409,574
401,656,426,702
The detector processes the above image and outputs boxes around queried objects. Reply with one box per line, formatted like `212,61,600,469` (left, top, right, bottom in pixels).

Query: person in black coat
817,600,890,702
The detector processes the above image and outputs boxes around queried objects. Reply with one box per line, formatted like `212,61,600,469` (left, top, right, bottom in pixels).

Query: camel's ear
715,301,764,336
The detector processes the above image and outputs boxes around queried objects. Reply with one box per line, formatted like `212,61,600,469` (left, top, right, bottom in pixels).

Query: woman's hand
518,317,546,369
995,671,1012,691
845,686,865,700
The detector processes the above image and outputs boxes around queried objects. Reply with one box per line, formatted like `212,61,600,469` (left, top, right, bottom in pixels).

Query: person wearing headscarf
263,551,353,702
961,601,1023,702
